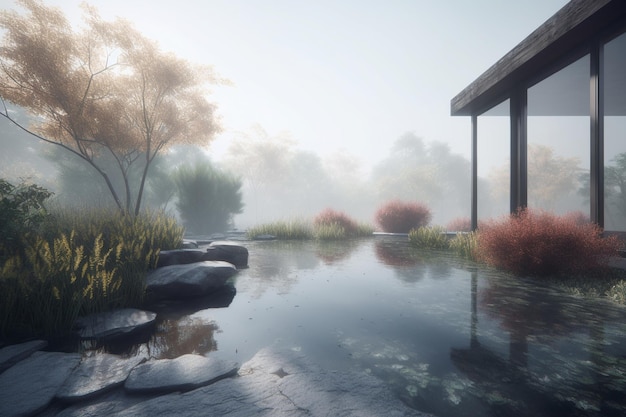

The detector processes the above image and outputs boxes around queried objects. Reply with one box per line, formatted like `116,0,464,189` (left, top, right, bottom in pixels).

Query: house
451,0,626,235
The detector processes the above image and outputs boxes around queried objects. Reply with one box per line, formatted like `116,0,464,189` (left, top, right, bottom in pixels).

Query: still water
110,237,626,417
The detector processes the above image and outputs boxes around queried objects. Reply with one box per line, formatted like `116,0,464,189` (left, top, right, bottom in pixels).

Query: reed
408,226,449,249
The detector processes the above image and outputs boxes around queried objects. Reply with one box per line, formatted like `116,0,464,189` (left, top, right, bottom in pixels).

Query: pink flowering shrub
313,208,359,236
374,200,432,233
477,208,621,276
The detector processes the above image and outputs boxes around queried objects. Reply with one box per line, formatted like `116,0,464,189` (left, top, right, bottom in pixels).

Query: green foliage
449,232,479,260
0,207,184,339
375,200,432,233
476,208,622,276
313,208,361,238
0,178,52,255
314,223,348,240
174,161,244,235
247,220,313,240
408,226,449,249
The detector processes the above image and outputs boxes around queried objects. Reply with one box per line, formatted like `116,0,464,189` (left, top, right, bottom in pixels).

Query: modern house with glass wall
451,0,626,235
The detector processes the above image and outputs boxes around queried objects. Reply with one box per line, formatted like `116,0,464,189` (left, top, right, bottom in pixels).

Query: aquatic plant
408,226,449,249
247,220,313,240
375,200,432,233
476,208,622,276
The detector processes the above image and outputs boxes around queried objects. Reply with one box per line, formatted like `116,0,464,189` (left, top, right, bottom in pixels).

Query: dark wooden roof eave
450,0,626,117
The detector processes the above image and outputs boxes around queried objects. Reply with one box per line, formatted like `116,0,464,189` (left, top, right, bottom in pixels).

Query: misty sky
0,0,569,170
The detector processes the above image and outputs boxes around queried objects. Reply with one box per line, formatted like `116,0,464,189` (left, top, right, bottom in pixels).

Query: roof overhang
451,0,626,116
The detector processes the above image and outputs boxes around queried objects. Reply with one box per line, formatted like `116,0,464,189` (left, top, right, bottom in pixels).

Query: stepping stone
124,354,238,394
56,353,146,403
156,249,206,267
146,261,237,299
204,241,249,268
0,351,80,417
74,308,157,340
0,339,47,374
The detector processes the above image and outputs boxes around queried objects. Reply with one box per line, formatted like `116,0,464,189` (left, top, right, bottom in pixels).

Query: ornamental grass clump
408,226,449,249
375,200,432,233
247,220,313,240
477,208,622,276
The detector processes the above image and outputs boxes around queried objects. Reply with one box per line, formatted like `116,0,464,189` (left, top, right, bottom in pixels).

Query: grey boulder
156,249,206,267
146,261,238,299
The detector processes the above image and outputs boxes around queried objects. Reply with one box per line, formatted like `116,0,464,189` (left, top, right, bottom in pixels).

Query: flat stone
204,241,249,268
74,308,157,340
0,351,81,417
56,353,147,403
110,347,431,416
0,339,48,374
146,261,238,299
181,239,198,249
124,354,238,394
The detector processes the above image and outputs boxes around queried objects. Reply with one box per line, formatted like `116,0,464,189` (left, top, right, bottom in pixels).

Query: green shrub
0,178,52,258
477,208,622,276
247,220,313,240
374,200,431,233
408,226,449,249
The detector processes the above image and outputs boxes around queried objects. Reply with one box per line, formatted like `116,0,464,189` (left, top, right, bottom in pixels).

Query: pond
100,236,626,417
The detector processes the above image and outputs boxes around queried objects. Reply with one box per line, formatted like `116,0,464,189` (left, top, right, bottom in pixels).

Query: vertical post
590,41,604,227
471,114,478,230
510,89,528,213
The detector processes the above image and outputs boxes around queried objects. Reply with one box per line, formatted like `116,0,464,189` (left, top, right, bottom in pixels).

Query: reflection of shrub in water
374,240,420,267
314,240,360,265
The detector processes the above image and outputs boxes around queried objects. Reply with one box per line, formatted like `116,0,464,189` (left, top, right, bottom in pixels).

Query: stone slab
74,308,157,340
124,354,238,394
0,351,81,417
56,353,147,403
0,339,48,374
146,261,237,299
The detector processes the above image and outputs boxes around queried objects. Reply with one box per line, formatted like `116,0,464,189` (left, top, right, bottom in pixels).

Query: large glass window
527,55,590,217
477,99,510,222
604,32,626,232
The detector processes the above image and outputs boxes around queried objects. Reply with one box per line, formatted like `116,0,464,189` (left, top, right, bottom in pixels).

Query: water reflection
147,316,219,359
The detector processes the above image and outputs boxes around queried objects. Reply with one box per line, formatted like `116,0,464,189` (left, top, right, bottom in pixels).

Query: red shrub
477,208,622,276
314,208,359,236
374,200,432,233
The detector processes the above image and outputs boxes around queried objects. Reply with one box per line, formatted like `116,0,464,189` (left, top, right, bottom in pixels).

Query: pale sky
0,0,570,169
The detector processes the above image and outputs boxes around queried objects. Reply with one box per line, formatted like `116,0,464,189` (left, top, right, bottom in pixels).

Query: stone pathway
0,340,433,417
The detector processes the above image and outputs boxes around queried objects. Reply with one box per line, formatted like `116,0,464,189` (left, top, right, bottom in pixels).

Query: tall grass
449,232,479,260
0,208,184,340
408,226,449,249
247,219,313,240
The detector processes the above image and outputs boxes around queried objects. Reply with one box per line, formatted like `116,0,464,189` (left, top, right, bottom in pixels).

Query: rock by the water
74,308,157,340
203,241,249,268
253,234,276,241
146,261,237,299
109,347,431,417
0,351,81,417
181,239,198,249
0,339,48,374
124,354,238,394
56,353,147,403
156,249,206,267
